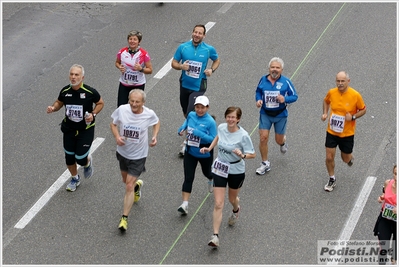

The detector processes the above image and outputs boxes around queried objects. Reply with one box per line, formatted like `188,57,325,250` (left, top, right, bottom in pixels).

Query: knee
65,153,75,165
126,181,135,192
214,200,224,211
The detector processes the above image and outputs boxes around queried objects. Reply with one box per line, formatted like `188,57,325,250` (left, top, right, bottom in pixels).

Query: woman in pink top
374,164,397,265
115,30,153,107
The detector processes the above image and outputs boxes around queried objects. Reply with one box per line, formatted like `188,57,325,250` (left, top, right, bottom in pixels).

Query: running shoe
134,179,143,203
66,176,81,191
256,161,271,175
228,206,240,226
208,179,214,193
348,156,354,167
280,138,288,154
178,141,186,157
324,178,336,192
208,234,219,248
83,156,93,179
178,204,188,215
118,216,128,232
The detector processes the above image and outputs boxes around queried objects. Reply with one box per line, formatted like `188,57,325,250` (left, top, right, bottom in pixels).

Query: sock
72,174,79,180
134,183,139,192
214,234,219,237
280,143,285,147
233,207,239,213
263,160,269,165
182,201,188,207
122,215,128,219
85,159,91,168
330,175,336,180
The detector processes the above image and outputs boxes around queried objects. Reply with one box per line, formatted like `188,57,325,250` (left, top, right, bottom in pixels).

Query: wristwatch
93,113,97,117
211,68,215,73
352,115,356,121
140,67,145,73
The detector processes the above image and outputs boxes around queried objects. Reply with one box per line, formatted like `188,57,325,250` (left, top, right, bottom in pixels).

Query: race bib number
65,105,83,122
264,91,279,108
329,114,345,133
185,60,202,79
211,158,230,178
122,124,141,143
123,68,139,84
382,203,397,221
187,126,200,147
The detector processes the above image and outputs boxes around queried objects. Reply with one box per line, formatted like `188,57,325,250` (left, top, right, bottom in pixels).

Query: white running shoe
256,161,271,175
208,234,219,247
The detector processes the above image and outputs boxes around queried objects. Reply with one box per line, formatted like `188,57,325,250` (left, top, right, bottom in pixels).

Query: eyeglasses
129,30,142,37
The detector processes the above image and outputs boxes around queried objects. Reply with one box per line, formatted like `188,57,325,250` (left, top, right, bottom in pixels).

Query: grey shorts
116,151,146,177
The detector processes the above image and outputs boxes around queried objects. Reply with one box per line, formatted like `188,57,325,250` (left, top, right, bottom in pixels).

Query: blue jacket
255,74,298,117
178,111,217,158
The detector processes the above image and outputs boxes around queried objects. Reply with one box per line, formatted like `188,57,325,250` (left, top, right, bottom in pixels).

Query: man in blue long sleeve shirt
255,57,298,175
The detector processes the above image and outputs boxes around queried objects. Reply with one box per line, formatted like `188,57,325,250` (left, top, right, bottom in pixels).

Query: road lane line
327,129,393,264
14,137,105,229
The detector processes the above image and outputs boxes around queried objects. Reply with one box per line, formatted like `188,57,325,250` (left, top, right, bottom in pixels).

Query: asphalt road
2,2,397,265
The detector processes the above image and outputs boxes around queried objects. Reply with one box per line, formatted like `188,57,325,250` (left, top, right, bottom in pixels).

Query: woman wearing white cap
177,95,217,215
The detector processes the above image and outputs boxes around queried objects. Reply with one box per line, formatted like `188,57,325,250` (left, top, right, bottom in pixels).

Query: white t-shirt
111,104,159,160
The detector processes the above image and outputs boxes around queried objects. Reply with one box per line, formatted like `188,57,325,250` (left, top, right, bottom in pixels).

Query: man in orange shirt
321,71,367,192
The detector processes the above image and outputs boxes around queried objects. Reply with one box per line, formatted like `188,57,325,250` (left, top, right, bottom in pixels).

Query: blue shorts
259,113,287,134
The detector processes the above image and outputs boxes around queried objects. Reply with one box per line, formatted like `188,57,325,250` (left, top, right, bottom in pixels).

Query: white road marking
14,137,105,229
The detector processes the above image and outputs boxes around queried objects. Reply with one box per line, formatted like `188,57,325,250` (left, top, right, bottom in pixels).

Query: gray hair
129,89,146,102
127,30,143,42
70,64,85,76
268,57,284,69
338,71,350,80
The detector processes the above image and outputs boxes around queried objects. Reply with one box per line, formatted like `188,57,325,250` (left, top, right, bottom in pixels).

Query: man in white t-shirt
110,89,160,232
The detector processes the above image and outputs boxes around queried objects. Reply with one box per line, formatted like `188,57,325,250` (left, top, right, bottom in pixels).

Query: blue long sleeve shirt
255,74,298,117
178,111,217,158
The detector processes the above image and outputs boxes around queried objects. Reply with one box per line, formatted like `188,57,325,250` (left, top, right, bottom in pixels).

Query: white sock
182,201,188,207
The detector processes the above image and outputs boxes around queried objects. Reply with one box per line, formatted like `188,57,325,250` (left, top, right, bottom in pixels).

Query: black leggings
117,82,145,107
182,149,213,193
375,213,397,264
179,77,207,116
63,126,94,166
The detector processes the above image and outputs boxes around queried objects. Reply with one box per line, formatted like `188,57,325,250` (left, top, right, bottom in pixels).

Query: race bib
123,68,139,84
187,126,200,147
65,105,83,122
211,157,230,178
185,60,202,79
264,91,279,108
382,203,397,221
329,114,345,133
122,124,141,143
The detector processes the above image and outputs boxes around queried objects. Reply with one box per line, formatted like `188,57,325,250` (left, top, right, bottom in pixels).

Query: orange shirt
324,87,366,137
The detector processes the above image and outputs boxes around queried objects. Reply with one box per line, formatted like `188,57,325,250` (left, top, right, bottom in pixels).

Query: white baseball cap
194,95,209,106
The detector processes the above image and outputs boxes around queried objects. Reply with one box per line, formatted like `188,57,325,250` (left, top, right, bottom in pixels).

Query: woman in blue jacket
177,95,217,215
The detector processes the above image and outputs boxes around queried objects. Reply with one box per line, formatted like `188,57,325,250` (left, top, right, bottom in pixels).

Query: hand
276,94,285,103
46,106,55,114
116,136,126,146
256,100,263,108
345,112,352,121
233,148,243,158
200,147,210,154
119,65,126,73
204,68,212,77
321,114,328,121
149,136,157,147
134,62,142,71
378,194,385,203
181,60,189,71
